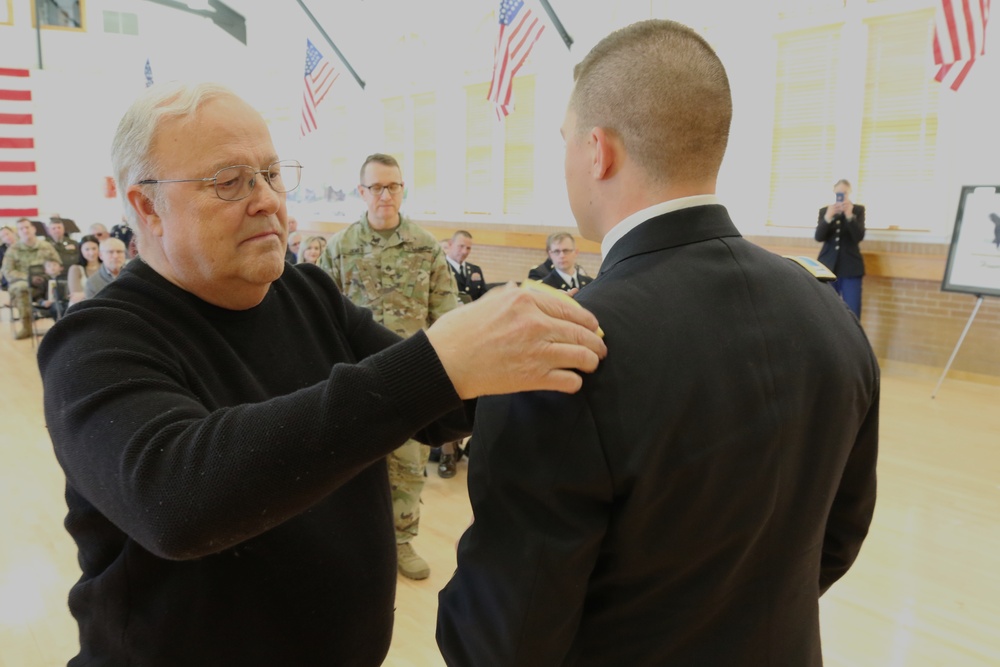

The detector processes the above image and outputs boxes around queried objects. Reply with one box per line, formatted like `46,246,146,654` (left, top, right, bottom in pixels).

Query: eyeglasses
137,160,302,202
549,248,576,255
361,182,404,197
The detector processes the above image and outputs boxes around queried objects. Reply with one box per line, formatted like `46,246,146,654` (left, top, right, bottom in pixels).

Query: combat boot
15,291,32,340
397,542,430,580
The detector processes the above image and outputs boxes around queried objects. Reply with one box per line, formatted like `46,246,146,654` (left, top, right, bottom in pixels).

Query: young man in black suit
438,19,879,667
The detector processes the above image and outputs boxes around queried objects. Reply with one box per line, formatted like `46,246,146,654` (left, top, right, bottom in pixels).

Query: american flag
300,39,339,136
0,68,38,219
488,0,546,120
933,0,991,90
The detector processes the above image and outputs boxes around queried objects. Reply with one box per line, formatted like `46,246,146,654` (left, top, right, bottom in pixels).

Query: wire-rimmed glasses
137,160,302,202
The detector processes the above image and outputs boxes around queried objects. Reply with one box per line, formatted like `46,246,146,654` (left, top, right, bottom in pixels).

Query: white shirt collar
553,267,578,285
445,256,463,273
600,194,721,259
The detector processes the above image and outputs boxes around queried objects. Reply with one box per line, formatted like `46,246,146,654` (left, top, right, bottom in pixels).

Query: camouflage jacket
0,238,60,283
320,213,459,338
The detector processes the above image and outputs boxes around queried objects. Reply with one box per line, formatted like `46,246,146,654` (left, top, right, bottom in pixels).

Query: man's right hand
426,282,607,399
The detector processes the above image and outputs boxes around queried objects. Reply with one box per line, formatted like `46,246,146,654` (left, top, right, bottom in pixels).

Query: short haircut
569,19,732,184
546,232,576,252
451,230,473,242
359,153,401,183
111,81,236,243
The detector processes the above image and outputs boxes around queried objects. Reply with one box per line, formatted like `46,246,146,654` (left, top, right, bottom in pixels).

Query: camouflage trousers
389,438,430,543
6,279,30,302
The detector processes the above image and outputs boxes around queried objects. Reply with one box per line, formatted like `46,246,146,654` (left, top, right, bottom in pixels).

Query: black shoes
438,454,456,479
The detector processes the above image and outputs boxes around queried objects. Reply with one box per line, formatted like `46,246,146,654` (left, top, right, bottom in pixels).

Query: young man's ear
590,127,622,181
126,185,163,238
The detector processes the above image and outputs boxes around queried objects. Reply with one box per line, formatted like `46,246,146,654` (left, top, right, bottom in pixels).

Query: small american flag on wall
0,68,38,219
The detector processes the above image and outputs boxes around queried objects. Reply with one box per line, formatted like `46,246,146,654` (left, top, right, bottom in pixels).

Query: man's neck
555,266,577,280
367,213,401,233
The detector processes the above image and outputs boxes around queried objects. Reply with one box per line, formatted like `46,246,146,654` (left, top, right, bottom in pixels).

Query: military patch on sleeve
784,255,837,282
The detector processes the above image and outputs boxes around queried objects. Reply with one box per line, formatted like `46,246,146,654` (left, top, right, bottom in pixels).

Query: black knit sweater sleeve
38,261,469,560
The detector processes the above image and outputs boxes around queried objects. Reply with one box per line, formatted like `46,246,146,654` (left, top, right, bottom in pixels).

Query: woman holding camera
816,179,866,319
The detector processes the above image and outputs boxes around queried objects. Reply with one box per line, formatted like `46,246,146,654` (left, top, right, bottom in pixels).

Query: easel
931,294,984,398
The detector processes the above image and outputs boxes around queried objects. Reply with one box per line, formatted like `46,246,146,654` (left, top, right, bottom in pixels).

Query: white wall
1,0,997,241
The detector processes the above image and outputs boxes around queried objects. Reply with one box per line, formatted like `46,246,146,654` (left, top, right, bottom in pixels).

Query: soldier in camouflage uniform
1,218,61,339
320,153,459,580
45,217,80,276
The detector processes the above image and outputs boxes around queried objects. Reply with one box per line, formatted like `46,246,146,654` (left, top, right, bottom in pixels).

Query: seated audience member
35,258,69,320
445,231,487,303
539,232,593,294
83,237,127,299
527,254,554,281
297,235,326,265
88,222,111,243
49,213,80,235
0,225,16,289
67,235,102,306
2,217,60,339
45,217,80,276
110,220,135,258
285,216,300,263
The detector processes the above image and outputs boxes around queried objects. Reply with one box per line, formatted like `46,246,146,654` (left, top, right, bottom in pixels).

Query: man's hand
426,282,607,399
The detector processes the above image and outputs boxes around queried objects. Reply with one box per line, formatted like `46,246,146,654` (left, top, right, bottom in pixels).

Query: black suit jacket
449,261,487,301
539,267,592,291
815,204,866,277
438,205,879,667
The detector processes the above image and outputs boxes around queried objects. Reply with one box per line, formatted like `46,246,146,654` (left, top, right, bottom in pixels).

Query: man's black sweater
38,259,469,666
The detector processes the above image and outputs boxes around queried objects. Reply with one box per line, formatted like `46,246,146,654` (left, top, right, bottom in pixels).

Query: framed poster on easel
941,185,1000,298
932,185,1000,397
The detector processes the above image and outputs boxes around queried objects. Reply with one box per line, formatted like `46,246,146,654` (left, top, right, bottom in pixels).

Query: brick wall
862,276,1000,379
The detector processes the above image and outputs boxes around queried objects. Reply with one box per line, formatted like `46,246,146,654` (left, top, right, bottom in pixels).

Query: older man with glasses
37,82,606,667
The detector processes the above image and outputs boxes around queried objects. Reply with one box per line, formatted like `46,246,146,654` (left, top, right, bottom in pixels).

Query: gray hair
110,81,236,236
